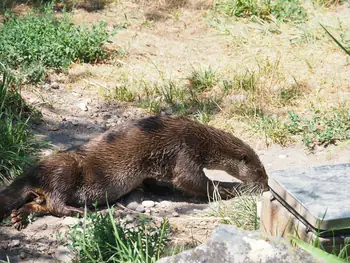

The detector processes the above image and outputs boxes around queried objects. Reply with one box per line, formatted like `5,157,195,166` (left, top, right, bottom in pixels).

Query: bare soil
1,0,350,262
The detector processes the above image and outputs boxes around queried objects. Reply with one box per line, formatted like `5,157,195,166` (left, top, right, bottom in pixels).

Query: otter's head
203,137,269,192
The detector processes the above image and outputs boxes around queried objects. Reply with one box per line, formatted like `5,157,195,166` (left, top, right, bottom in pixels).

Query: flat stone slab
268,163,350,230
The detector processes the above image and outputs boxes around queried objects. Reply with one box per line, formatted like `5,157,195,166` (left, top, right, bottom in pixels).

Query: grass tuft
68,205,172,263
287,107,350,151
0,3,114,84
207,183,263,231
215,0,308,23
0,65,40,184
187,66,219,92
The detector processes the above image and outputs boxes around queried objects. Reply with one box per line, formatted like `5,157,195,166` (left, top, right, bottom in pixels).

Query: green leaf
290,236,347,263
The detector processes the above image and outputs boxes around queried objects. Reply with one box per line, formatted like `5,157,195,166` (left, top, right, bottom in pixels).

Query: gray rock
156,225,323,263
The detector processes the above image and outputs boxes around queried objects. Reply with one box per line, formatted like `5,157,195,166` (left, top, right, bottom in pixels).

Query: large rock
157,225,324,263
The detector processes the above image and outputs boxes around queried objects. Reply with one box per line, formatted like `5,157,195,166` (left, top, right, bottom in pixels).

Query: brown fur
0,115,268,225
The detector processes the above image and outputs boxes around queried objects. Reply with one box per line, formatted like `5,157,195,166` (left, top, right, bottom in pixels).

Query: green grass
215,0,308,23
251,114,293,146
290,212,350,262
0,3,114,83
108,79,221,124
0,65,41,184
68,205,173,263
207,183,262,231
187,66,219,92
287,107,350,151
320,23,350,56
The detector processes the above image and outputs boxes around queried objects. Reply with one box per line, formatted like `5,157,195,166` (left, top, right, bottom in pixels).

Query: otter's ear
203,168,243,183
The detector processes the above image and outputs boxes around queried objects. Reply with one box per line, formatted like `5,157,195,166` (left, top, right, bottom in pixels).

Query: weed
208,183,262,230
68,205,172,262
320,23,350,56
123,80,222,123
312,0,343,8
215,0,307,23
187,66,218,92
251,114,293,146
0,65,40,184
290,212,350,262
114,86,137,102
0,3,114,83
287,107,350,150
271,0,308,23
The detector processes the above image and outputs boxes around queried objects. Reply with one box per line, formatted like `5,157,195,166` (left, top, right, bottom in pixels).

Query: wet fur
0,115,268,224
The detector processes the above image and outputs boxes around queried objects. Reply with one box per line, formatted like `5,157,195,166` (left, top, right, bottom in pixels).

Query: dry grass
3,0,348,149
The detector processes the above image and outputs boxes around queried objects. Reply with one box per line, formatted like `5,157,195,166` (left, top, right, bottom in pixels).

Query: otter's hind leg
11,201,50,230
45,195,90,218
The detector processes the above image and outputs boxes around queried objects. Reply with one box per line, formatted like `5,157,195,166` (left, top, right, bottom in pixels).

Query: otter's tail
0,173,36,221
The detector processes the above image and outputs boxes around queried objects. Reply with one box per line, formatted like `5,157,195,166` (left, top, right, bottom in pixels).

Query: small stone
1,242,8,250
225,94,248,103
55,246,73,263
20,252,26,259
50,82,60,89
172,212,180,217
135,205,145,213
103,114,112,120
142,200,155,208
10,239,20,247
160,201,171,208
37,246,47,252
125,214,135,223
126,201,139,210
38,223,48,230
77,102,88,111
145,209,151,214
278,154,288,159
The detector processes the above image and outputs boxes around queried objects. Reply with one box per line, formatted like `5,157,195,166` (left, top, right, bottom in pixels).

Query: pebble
135,205,145,213
126,201,139,210
125,214,135,223
103,114,112,120
55,246,73,263
20,252,26,259
10,239,20,248
142,200,155,208
145,209,151,214
77,102,88,111
172,212,180,217
278,154,288,159
160,201,171,208
50,82,60,89
1,242,8,250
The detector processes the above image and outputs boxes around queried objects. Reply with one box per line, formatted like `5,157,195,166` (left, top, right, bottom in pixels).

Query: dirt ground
1,0,350,262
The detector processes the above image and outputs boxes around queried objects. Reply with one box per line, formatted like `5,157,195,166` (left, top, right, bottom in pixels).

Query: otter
0,115,268,228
